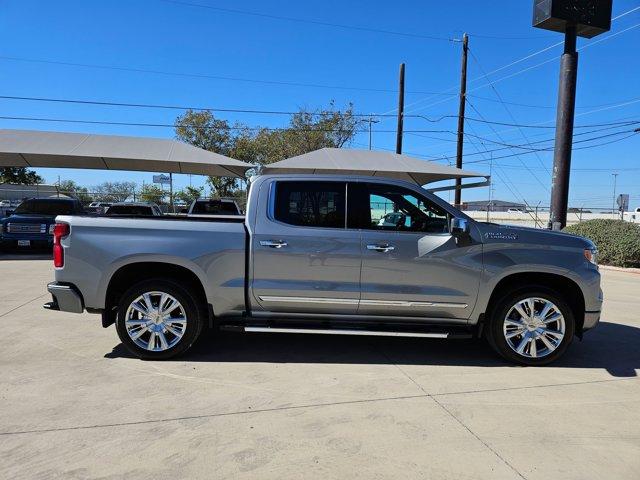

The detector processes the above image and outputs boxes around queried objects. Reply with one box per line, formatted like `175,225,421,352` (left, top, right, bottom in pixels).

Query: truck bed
54,214,248,316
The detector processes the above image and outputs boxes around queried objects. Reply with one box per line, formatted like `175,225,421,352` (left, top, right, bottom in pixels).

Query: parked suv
0,197,85,250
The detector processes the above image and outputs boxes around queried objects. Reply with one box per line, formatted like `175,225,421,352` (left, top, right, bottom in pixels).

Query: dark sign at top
533,0,613,38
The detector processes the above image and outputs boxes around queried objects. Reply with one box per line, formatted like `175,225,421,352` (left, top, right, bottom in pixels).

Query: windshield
14,200,76,216
191,200,240,215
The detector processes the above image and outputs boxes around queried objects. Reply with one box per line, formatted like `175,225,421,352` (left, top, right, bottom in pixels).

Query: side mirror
450,217,470,237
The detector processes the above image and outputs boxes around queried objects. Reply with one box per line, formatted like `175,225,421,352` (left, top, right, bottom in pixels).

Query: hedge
563,219,640,268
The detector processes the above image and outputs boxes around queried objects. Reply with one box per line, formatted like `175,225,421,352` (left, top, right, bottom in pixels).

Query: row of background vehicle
0,197,242,251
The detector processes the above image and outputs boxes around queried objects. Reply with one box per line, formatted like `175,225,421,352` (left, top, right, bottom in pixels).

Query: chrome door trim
359,299,467,308
258,296,466,309
258,295,359,305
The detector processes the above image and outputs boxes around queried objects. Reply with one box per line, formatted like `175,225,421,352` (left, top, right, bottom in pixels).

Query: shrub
563,219,640,268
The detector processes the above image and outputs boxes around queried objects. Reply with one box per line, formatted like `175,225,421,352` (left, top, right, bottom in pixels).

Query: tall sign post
532,0,613,230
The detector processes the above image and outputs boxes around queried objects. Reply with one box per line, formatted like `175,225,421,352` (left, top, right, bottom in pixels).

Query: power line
401,7,640,114
159,0,456,41
466,50,551,173
0,114,458,134
467,93,640,111
0,56,458,96
15,93,640,129
0,94,401,118
464,129,639,165
159,0,550,42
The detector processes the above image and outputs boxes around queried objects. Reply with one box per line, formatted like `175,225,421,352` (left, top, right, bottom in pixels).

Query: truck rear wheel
115,279,204,360
486,287,575,366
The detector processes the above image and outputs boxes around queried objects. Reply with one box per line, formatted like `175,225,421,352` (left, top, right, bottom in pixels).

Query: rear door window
273,181,346,229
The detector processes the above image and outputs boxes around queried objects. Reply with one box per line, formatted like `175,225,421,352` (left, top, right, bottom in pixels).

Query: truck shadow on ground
106,321,640,378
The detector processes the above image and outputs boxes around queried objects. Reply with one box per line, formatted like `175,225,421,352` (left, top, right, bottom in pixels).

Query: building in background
461,199,527,212
0,184,68,202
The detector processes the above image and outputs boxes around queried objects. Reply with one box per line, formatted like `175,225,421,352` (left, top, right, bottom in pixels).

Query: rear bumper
45,282,84,313
1,234,53,249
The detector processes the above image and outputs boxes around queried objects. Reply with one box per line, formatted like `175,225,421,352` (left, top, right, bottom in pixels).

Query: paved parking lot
1,255,639,479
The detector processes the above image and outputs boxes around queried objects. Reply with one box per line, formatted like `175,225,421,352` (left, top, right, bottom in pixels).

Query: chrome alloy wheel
124,291,187,352
503,297,566,359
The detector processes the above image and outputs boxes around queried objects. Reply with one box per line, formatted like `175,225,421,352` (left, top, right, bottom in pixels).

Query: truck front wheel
115,279,204,360
486,287,575,366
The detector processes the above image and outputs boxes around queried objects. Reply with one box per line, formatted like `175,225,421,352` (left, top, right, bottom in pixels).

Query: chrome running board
242,326,465,339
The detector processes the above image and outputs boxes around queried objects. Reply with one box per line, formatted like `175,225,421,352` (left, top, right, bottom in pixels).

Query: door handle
260,240,288,249
366,243,395,253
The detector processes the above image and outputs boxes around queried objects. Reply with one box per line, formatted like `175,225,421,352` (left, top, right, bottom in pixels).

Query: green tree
58,180,92,203
93,181,136,202
175,185,204,203
205,176,237,197
139,184,165,204
0,167,43,185
174,103,361,189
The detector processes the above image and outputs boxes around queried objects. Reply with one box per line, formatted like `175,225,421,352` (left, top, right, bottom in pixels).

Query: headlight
584,247,598,265
48,224,55,234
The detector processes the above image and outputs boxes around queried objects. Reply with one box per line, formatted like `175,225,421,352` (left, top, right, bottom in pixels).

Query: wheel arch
483,272,586,337
103,261,209,328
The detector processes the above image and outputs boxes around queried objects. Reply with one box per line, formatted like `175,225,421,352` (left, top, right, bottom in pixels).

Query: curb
599,265,640,275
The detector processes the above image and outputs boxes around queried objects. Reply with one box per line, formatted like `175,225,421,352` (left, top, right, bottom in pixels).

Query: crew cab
44,175,602,365
1,197,85,250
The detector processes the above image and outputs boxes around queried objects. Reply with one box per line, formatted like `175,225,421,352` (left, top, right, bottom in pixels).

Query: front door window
366,184,450,234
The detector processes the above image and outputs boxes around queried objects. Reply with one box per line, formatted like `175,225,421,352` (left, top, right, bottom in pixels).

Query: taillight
53,223,70,268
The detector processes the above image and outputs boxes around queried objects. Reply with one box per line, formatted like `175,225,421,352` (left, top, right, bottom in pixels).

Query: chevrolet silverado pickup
44,174,602,365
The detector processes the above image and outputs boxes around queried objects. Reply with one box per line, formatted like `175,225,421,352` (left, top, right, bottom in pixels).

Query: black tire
115,278,205,360
486,286,575,366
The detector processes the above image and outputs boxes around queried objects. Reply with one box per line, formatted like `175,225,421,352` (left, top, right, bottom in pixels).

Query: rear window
14,200,76,216
106,205,153,216
273,181,345,229
191,200,240,215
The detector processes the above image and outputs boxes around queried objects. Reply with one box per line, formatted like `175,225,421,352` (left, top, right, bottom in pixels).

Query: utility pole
611,172,618,218
396,63,405,154
368,116,379,150
454,33,469,209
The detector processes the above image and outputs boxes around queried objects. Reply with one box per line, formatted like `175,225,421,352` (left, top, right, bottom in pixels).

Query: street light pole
368,117,379,150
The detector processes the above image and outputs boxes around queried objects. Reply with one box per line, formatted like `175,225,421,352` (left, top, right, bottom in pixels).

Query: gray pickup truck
45,174,602,365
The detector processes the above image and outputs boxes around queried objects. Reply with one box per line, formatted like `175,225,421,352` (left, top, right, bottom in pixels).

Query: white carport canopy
262,148,489,190
0,129,252,177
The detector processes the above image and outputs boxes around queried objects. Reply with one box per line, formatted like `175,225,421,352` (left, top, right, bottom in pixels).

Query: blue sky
0,0,638,209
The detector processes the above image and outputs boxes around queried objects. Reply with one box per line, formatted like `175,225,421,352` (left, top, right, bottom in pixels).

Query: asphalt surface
1,255,639,479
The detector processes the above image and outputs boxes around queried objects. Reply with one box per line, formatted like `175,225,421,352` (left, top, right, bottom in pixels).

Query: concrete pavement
1,257,639,479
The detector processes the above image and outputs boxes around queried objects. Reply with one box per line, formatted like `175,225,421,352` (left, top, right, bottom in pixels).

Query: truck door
250,180,361,315
355,182,482,320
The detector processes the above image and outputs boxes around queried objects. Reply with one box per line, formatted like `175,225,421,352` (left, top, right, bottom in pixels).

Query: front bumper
583,310,601,331
44,282,84,313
